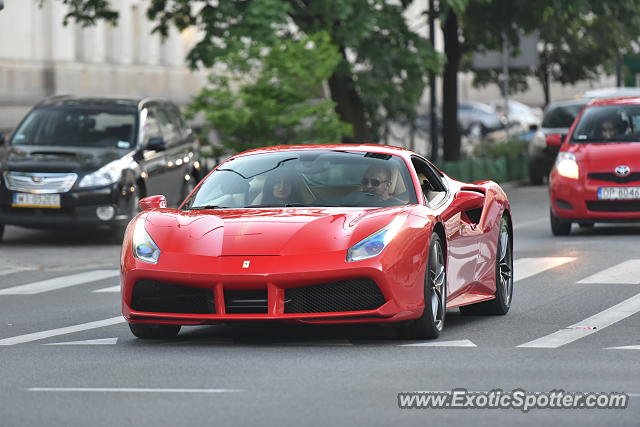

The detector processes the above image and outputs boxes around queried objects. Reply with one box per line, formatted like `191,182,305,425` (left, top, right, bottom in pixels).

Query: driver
361,165,395,200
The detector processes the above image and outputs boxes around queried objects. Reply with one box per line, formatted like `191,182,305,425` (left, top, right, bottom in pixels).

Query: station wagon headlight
132,218,161,264
79,158,129,188
555,152,579,179
347,215,407,262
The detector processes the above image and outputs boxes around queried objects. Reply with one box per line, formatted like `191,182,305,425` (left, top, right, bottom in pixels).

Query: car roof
586,96,640,107
545,98,589,109
35,95,173,111
235,144,418,159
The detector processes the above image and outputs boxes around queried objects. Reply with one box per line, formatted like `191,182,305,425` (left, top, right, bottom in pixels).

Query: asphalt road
1,184,639,427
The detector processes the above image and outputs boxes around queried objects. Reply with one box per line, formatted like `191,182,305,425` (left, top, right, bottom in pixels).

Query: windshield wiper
186,205,228,210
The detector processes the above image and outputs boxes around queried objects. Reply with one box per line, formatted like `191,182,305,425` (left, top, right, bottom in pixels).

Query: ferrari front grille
3,171,78,194
131,280,215,314
284,278,385,313
224,290,268,314
586,201,640,212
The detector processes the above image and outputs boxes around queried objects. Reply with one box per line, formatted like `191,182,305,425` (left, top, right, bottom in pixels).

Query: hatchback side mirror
146,137,166,152
139,195,167,210
545,133,563,147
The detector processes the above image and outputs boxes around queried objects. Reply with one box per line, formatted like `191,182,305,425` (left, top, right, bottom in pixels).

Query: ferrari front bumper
121,251,426,325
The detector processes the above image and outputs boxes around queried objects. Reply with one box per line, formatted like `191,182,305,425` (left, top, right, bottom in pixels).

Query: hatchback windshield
572,104,640,143
10,108,137,149
183,150,417,209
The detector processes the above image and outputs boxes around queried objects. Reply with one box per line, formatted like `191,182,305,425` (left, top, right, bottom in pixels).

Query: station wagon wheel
129,323,181,339
396,232,446,339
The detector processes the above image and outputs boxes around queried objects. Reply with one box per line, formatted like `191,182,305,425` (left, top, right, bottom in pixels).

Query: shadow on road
1,226,123,246
121,309,499,347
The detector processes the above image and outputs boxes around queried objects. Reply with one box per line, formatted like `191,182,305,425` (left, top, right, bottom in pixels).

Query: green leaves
188,32,352,152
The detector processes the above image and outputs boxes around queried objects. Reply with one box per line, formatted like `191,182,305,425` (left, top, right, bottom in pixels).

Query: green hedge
437,151,529,183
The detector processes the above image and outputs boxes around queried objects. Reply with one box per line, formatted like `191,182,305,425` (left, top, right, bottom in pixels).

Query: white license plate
597,187,640,200
12,193,61,208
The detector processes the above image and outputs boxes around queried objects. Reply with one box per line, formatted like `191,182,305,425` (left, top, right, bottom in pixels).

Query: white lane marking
513,217,547,229
605,345,640,350
400,339,476,347
93,285,120,293
42,338,118,346
0,270,119,295
577,260,640,284
0,267,36,277
517,292,640,348
28,388,242,393
0,317,124,346
514,257,576,282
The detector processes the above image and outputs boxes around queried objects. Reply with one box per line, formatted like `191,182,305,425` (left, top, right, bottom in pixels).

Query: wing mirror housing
139,195,167,210
146,137,166,152
545,133,563,147
452,189,485,212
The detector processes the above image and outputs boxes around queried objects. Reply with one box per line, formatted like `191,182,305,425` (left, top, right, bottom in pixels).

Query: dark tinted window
572,104,640,143
11,108,137,148
542,103,586,128
183,150,417,209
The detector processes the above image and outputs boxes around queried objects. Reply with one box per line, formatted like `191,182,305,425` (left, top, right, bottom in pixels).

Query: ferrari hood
142,207,409,257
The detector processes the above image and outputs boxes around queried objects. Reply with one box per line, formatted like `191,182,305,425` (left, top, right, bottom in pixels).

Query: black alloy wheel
460,214,513,315
397,232,446,339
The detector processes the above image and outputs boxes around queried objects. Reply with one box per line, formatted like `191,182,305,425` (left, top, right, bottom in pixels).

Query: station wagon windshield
10,108,137,149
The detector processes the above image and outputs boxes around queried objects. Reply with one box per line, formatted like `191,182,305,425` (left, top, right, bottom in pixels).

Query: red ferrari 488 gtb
121,145,513,340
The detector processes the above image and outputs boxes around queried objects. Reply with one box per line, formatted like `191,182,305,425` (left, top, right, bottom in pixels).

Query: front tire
550,208,571,236
129,323,181,339
397,232,446,339
460,214,513,315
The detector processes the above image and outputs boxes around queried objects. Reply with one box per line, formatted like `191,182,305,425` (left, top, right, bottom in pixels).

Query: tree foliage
58,0,443,145
462,0,640,104
187,32,352,152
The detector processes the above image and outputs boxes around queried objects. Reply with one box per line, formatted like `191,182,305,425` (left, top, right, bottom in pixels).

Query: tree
188,32,352,152
463,0,640,106
58,0,442,145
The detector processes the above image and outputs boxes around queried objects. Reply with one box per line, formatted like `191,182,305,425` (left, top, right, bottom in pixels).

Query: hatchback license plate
12,193,61,208
597,187,640,200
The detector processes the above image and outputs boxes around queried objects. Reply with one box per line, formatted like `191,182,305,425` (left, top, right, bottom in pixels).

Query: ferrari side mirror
139,195,167,210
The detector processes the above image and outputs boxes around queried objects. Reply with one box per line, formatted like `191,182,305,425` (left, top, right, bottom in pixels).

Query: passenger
261,169,305,205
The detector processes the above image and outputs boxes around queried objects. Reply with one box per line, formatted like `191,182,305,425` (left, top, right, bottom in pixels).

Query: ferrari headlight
347,215,407,262
132,218,160,264
555,152,579,179
79,158,129,188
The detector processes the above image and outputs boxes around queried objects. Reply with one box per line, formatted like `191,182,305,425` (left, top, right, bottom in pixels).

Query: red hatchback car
549,97,640,235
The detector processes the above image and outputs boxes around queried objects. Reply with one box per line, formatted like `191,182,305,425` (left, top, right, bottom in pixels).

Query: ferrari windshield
10,107,137,149
572,105,640,143
183,150,417,209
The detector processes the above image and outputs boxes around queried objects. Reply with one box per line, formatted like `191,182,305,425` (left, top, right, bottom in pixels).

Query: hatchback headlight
347,215,407,262
555,152,579,179
132,218,161,264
